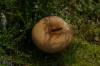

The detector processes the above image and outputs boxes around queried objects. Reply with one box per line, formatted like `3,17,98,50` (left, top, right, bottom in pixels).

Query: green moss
57,37,100,66
0,0,100,66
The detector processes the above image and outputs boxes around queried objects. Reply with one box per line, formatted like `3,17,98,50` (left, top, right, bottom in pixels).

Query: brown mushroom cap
32,16,74,53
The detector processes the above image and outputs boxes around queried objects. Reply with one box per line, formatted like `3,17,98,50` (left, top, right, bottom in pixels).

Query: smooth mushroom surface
32,16,74,53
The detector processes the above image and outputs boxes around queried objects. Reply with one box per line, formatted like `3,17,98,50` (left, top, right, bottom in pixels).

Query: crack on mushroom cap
51,28,62,32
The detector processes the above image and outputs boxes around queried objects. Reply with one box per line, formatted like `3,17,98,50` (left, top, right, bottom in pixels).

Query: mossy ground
24,37,100,66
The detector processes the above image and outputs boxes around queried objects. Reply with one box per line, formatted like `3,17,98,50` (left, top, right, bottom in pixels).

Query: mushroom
32,16,74,53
